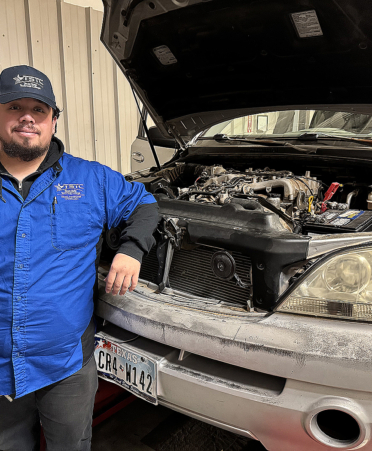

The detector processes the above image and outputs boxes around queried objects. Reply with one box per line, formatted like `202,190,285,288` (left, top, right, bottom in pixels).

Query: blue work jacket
0,151,156,398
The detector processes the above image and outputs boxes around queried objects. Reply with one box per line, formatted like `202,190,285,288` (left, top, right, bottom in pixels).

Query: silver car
97,1,372,449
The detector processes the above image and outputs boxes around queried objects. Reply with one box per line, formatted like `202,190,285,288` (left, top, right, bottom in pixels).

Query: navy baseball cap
0,65,56,109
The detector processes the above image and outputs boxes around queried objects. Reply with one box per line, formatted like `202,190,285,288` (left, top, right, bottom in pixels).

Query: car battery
303,209,372,234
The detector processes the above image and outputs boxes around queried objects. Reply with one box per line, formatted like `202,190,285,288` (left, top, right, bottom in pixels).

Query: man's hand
105,254,141,296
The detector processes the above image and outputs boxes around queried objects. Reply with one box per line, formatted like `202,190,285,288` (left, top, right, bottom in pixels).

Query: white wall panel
63,0,103,12
0,0,29,70
27,0,67,146
60,2,95,160
88,8,119,171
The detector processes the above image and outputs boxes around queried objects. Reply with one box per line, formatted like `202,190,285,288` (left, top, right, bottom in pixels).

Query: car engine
145,163,372,235
174,165,319,213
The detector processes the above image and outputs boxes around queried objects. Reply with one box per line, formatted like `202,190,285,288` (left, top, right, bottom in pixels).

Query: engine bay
141,163,372,235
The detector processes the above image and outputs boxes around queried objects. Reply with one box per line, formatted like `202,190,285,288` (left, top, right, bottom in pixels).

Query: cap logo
13,74,44,90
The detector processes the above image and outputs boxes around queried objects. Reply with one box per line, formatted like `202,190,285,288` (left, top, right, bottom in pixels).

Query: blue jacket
0,142,157,398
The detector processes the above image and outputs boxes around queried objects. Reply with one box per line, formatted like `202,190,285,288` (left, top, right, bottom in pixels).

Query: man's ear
52,116,57,135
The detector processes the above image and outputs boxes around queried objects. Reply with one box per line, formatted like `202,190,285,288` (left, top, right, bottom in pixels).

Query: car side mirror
147,126,177,148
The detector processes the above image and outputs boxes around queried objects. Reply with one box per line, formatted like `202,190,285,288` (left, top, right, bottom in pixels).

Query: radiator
140,245,252,306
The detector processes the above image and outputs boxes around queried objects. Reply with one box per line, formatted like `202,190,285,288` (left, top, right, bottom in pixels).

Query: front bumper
96,279,372,450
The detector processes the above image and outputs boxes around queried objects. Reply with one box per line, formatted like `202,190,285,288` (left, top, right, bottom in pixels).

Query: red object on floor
93,378,136,427
40,378,136,450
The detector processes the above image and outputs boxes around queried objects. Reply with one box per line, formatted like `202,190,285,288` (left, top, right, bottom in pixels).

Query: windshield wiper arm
212,134,316,153
297,132,372,147
213,134,290,146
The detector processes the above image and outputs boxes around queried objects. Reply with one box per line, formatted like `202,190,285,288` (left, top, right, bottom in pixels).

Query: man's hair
53,107,61,120
52,107,61,134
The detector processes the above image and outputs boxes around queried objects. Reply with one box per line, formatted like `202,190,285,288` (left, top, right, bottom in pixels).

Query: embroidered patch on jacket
54,183,85,200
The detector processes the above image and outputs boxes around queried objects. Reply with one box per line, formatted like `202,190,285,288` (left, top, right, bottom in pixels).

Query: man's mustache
12,126,40,134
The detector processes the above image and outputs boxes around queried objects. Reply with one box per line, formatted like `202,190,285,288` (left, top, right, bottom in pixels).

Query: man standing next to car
0,65,159,451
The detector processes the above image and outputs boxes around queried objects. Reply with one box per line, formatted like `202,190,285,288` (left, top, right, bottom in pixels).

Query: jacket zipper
0,172,23,202
0,165,62,206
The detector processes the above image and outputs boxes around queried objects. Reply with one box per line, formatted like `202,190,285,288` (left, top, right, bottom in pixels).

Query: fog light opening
315,409,360,444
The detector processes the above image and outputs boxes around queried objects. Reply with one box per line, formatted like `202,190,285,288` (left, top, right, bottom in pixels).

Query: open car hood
101,0,372,144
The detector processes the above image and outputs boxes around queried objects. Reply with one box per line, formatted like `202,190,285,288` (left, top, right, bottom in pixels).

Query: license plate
94,333,157,405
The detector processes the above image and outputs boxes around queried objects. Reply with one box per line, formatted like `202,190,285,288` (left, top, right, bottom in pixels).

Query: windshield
203,110,372,139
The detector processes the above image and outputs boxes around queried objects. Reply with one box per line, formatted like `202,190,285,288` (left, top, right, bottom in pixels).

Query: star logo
13,75,24,85
96,338,105,349
95,338,111,350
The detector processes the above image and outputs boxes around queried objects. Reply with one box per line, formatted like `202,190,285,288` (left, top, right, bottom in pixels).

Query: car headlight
276,246,372,321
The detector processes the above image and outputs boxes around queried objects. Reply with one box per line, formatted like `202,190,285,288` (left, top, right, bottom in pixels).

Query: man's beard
0,137,50,162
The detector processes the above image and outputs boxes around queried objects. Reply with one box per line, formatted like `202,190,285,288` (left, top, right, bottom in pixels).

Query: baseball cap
0,65,56,109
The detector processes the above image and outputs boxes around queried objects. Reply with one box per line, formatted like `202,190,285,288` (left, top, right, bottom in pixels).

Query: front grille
140,245,252,306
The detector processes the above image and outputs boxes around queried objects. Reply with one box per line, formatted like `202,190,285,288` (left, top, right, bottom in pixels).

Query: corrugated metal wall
0,0,138,173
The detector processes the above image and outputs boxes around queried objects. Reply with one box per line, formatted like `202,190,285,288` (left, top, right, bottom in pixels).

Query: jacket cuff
117,240,145,264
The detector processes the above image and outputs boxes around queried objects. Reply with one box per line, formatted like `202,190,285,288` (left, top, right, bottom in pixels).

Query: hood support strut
132,87,161,170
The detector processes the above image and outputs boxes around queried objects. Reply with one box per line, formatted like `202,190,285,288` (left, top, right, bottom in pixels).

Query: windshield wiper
212,134,316,153
297,132,372,147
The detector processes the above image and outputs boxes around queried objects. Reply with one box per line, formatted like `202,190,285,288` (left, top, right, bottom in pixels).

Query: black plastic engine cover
155,194,310,310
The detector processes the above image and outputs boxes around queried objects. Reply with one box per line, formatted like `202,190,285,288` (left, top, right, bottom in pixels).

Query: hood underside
102,0,372,140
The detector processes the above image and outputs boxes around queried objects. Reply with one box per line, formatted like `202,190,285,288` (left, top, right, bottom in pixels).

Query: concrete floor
92,395,268,451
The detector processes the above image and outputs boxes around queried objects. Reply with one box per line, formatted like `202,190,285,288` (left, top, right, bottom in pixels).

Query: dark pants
0,356,98,451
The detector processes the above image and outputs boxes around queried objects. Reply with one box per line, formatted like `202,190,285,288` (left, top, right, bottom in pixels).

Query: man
0,65,159,450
